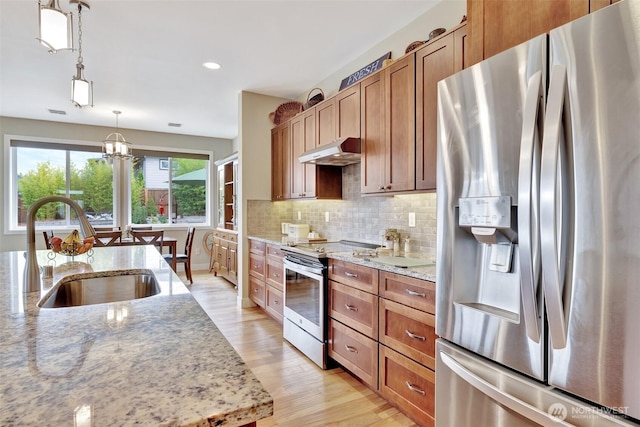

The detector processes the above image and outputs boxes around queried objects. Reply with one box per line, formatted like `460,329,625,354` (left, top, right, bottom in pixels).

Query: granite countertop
0,246,273,426
248,234,436,282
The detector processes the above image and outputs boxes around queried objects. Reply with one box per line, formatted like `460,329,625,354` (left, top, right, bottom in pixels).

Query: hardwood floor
185,270,417,427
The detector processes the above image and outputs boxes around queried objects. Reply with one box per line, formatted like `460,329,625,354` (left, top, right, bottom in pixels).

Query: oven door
283,255,326,341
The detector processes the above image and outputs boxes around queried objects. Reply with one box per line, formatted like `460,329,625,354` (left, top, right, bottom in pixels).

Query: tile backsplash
247,164,437,260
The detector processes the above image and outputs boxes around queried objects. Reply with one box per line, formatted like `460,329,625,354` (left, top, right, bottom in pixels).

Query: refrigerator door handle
518,70,544,343
540,64,570,349
440,352,575,426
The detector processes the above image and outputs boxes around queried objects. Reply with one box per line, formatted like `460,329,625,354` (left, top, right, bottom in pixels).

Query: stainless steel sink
38,272,161,308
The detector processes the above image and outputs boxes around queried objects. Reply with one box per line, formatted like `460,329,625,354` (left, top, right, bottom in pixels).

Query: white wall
236,91,292,307
0,116,234,270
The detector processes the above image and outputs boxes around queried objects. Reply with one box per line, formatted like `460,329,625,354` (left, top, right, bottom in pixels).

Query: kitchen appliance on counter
281,240,378,369
287,224,310,239
436,2,640,425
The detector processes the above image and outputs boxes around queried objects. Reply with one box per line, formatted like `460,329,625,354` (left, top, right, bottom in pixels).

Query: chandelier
103,111,132,160
37,0,73,52
70,1,93,108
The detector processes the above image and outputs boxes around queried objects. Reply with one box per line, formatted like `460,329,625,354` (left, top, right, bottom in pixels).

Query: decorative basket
304,88,325,110
271,101,304,125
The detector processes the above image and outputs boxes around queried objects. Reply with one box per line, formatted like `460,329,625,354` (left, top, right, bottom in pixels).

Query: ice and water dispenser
454,195,521,322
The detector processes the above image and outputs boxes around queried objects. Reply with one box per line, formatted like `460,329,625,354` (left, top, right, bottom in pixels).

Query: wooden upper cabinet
361,54,415,195
467,0,590,65
271,123,290,201
290,109,316,199
316,85,361,147
335,85,360,139
416,25,466,191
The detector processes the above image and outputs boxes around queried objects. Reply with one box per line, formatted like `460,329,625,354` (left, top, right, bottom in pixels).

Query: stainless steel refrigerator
435,1,640,425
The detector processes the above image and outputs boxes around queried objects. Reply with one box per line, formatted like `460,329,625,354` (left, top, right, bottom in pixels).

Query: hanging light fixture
103,111,132,160
37,0,74,52
70,0,93,108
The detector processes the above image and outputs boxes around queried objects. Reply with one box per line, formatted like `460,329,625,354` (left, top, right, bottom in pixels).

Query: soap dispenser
404,238,411,255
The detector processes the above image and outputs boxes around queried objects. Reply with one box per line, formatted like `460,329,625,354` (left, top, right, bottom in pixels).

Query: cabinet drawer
265,285,283,323
379,272,435,314
266,243,286,260
329,259,378,294
379,345,435,427
266,258,284,290
329,280,378,339
249,239,266,255
227,232,238,242
379,298,436,370
248,252,265,280
249,276,265,308
328,319,378,389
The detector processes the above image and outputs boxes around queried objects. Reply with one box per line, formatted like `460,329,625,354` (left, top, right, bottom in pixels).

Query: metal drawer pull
344,272,358,278
345,304,359,312
273,273,280,278
405,381,426,396
345,345,358,353
274,300,279,305
405,330,426,341
405,289,426,298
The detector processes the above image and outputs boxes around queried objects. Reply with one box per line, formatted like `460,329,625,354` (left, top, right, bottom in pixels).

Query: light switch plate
298,211,301,220
325,212,329,222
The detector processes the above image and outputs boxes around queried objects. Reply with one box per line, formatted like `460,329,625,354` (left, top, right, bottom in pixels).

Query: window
6,136,212,232
130,150,209,225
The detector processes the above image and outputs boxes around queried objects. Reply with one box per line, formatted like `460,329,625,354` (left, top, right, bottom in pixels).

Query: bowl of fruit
50,230,95,257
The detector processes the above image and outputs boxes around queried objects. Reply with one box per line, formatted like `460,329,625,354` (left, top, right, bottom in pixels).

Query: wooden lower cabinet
265,284,283,322
249,275,265,308
379,345,435,427
248,239,285,323
211,230,238,285
328,319,378,389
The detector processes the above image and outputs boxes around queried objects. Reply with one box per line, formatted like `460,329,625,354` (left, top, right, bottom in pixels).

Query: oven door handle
284,258,325,277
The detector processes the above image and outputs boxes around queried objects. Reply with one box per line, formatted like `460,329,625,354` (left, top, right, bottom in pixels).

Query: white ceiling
0,0,442,139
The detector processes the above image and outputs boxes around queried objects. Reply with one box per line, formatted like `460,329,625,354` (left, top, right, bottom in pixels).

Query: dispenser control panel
458,196,511,228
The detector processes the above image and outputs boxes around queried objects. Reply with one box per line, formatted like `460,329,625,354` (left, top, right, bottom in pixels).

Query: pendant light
37,0,73,52
70,0,93,108
103,111,132,160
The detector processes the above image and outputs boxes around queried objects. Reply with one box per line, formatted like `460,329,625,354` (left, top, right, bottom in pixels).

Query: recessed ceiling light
48,109,67,115
202,62,221,70
168,123,182,128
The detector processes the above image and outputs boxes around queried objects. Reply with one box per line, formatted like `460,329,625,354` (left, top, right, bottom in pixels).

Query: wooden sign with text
339,51,392,90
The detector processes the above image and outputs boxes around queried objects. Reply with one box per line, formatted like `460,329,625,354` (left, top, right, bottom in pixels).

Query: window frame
4,134,213,234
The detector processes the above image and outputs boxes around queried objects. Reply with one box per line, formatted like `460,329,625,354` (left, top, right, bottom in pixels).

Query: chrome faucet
24,195,96,293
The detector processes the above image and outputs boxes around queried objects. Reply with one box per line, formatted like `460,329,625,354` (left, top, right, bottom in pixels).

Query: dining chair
42,230,54,249
93,230,122,247
163,227,196,284
131,230,164,252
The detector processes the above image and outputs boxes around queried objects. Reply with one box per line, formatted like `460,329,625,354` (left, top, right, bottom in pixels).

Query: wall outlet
409,212,416,227
298,211,302,220
325,212,330,222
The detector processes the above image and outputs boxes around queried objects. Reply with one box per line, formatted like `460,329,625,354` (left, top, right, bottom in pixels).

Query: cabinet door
416,32,456,191
218,240,229,277
361,55,415,194
384,55,415,193
329,280,379,339
335,84,360,139
249,275,266,308
248,252,265,281
316,98,336,147
227,241,237,280
467,0,589,66
328,319,378,389
266,285,284,323
290,109,316,199
271,123,290,200
360,72,386,194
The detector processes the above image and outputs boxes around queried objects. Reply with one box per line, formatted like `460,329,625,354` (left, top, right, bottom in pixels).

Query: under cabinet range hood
298,137,360,166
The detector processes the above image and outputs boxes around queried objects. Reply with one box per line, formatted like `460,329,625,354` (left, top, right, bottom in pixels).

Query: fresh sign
339,51,392,90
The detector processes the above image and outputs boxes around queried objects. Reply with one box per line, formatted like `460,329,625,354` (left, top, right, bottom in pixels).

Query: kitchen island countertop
0,245,272,426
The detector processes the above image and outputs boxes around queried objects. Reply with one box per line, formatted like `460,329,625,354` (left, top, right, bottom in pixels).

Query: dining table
94,234,178,270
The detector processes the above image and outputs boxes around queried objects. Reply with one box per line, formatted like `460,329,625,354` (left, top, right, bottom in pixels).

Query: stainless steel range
281,240,377,369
